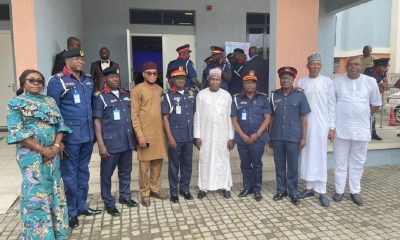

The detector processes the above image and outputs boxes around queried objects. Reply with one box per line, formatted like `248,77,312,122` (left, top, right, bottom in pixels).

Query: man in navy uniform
47,48,101,228
202,46,232,91
93,67,138,216
162,66,197,203
166,44,201,89
231,69,271,201
228,48,247,95
269,66,311,205
364,58,390,140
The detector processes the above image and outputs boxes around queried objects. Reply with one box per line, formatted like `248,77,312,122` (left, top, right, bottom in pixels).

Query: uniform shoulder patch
294,87,304,93
55,72,64,79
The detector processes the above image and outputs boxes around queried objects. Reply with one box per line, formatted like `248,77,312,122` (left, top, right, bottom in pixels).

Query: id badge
73,92,81,104
176,105,182,114
241,111,247,120
113,109,121,120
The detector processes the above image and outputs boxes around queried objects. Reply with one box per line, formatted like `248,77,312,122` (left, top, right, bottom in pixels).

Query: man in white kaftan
332,57,382,206
194,68,235,200
296,53,336,207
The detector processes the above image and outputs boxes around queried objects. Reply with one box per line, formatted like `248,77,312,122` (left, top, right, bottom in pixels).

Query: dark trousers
168,141,193,195
237,141,265,192
61,142,93,217
272,140,300,198
371,115,377,135
100,150,133,208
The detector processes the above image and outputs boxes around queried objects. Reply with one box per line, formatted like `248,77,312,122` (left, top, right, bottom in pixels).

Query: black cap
64,48,84,58
102,67,120,75
233,48,244,54
176,44,191,53
227,53,234,59
373,58,390,67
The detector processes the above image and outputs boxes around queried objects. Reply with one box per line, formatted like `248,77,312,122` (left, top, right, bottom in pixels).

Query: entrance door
0,30,16,127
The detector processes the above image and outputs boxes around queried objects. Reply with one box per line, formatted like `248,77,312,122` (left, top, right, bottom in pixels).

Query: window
0,4,10,21
246,13,270,59
130,9,195,26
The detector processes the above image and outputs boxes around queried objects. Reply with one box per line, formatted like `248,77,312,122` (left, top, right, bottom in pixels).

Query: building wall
335,0,391,54
34,0,84,79
81,0,269,88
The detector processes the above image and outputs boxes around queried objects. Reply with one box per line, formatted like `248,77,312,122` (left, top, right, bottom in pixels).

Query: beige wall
275,0,319,86
11,0,37,79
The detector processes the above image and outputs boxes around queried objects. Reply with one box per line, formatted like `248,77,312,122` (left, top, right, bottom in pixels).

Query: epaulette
54,72,64,79
163,89,169,94
94,91,101,97
256,91,267,96
187,87,197,96
233,93,240,97
272,89,280,93
85,73,92,78
120,88,130,94
294,87,304,93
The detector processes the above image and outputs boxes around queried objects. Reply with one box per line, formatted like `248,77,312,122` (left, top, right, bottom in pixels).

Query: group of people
7,36,384,239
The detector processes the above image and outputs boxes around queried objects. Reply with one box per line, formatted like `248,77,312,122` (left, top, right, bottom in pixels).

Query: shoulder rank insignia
256,91,267,96
294,87,304,93
55,72,64,78
94,91,101,97
85,73,92,78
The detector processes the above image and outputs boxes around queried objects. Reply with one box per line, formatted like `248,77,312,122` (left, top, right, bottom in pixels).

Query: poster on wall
225,41,251,60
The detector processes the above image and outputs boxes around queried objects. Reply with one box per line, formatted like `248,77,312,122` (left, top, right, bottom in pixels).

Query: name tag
73,92,81,104
113,109,121,120
176,105,182,114
241,110,247,120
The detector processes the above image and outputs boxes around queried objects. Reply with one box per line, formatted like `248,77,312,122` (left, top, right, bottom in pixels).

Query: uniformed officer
364,58,390,140
93,67,138,216
228,48,247,95
162,65,197,203
202,46,232,91
166,44,201,89
47,48,101,229
231,70,271,201
269,66,311,205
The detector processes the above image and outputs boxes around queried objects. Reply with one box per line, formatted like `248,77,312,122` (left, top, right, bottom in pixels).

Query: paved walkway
1,166,400,240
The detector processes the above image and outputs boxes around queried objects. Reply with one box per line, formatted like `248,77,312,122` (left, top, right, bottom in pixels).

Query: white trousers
333,138,368,194
306,181,327,194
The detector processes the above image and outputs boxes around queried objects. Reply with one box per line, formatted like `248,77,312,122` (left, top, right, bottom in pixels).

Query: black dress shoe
290,197,300,205
254,191,262,202
79,208,102,216
170,195,179,203
273,193,287,201
69,216,79,229
372,133,382,140
222,190,231,199
238,189,253,197
179,191,194,200
197,190,207,199
119,198,138,207
105,205,120,217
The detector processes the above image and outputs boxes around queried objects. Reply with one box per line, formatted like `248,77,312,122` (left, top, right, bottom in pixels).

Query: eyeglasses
26,79,44,85
144,71,158,76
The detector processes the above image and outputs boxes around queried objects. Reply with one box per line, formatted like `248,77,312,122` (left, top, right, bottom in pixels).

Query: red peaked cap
278,66,297,78
143,62,157,71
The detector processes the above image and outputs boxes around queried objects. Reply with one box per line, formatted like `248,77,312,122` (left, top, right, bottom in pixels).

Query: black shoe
290,197,300,205
197,190,207,199
79,208,102,216
332,193,344,202
179,191,194,200
105,205,120,217
222,190,231,199
170,195,179,203
350,193,364,206
69,216,79,229
371,133,382,140
273,193,287,201
238,189,253,197
254,191,262,202
119,198,138,207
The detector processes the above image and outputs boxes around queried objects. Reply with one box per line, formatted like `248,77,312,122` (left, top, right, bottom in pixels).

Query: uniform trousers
333,137,368,194
272,140,300,198
139,159,163,197
101,150,133,207
237,141,265,192
61,142,93,217
306,180,327,194
168,141,193,196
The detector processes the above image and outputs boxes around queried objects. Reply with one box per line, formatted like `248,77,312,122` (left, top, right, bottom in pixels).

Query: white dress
194,88,234,191
297,75,336,182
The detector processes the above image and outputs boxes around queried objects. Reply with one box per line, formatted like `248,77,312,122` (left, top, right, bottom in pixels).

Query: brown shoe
141,197,151,207
150,191,169,200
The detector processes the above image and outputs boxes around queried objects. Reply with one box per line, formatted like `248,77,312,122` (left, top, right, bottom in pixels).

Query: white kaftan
194,88,234,191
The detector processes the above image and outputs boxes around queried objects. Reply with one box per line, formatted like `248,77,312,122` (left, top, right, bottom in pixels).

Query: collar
279,86,294,93
103,85,119,95
63,66,82,79
178,55,186,60
101,59,110,63
249,55,258,61
372,67,385,76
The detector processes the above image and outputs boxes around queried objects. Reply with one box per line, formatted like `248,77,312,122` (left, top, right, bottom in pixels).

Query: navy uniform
270,67,311,203
166,44,198,88
364,58,390,140
92,67,137,214
162,66,197,201
47,48,99,221
228,48,246,95
231,70,272,201
202,46,232,91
